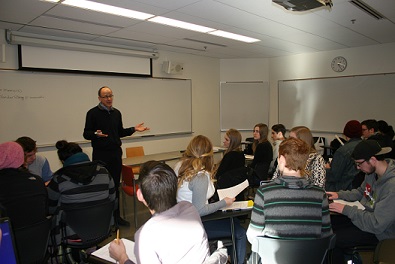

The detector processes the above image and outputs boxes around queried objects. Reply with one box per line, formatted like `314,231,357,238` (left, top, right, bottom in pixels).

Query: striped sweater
247,175,332,244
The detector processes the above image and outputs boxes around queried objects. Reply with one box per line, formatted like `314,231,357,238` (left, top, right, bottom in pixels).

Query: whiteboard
0,70,192,145
278,73,395,133
220,82,269,131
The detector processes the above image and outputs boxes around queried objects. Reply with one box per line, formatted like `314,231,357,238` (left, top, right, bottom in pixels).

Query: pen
116,229,120,244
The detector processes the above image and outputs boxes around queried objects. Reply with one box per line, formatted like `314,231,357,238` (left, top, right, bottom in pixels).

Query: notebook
0,217,19,264
91,238,136,263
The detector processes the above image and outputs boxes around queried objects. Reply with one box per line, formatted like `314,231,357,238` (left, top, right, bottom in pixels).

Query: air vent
349,0,385,20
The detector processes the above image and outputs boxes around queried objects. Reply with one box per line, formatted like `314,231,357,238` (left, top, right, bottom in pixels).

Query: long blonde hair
177,135,214,187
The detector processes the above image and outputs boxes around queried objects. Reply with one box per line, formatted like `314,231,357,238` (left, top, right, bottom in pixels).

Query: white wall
0,29,221,171
219,58,270,141
220,43,395,145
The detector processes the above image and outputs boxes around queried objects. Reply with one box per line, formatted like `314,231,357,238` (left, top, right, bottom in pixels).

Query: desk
122,150,183,167
201,209,251,264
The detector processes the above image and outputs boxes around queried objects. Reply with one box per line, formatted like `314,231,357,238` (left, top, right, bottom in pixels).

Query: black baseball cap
352,140,392,161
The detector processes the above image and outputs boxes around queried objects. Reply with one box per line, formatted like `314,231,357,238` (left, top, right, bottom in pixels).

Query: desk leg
133,178,138,229
230,217,237,264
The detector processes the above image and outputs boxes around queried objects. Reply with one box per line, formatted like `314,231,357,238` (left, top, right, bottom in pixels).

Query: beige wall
219,43,395,145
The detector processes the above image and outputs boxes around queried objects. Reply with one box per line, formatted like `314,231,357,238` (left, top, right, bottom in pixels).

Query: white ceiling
1,0,395,59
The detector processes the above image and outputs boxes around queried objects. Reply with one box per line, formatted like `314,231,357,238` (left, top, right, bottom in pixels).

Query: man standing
83,86,149,226
328,140,395,263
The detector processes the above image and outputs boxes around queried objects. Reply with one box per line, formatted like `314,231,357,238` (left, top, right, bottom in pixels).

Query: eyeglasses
355,160,367,167
100,94,114,99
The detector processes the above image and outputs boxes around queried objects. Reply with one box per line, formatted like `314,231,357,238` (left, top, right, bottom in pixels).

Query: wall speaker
162,61,184,74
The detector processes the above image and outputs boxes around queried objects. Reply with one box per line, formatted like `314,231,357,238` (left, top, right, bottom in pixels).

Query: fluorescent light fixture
148,16,215,33
209,30,260,43
42,0,260,43
44,0,154,20
6,30,159,59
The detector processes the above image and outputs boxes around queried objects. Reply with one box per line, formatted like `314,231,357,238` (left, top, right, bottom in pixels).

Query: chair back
250,234,336,264
122,165,135,187
14,216,52,264
373,239,395,264
61,200,114,249
125,146,145,174
126,146,145,158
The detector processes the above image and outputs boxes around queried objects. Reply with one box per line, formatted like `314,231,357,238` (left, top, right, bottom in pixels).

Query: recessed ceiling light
148,16,215,33
209,30,260,43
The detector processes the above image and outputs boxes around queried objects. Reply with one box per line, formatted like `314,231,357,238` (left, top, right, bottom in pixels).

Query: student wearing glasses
327,140,395,263
83,86,149,226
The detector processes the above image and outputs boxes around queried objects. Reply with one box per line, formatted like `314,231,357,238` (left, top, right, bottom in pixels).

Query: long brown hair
290,126,316,153
177,135,214,187
225,128,242,154
253,123,269,153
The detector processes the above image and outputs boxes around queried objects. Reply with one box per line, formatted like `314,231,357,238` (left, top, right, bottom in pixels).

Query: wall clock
331,56,347,72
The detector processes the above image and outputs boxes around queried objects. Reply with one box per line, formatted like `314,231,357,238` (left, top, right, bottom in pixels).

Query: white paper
217,179,249,201
213,146,227,152
222,200,253,211
244,154,254,160
333,199,365,210
91,238,136,263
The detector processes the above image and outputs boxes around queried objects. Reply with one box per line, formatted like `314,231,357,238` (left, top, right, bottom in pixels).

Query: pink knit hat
0,142,25,169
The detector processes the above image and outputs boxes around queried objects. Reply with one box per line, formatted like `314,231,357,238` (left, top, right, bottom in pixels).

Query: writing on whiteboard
0,88,44,100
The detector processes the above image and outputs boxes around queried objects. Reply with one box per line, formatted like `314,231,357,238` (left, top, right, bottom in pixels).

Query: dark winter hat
343,120,362,139
352,140,392,161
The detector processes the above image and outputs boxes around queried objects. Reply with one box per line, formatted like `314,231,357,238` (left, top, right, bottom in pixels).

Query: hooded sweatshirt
339,159,395,240
47,152,115,214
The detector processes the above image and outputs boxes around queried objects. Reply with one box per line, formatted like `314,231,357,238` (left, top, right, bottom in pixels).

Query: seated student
109,161,226,264
0,142,48,229
325,120,363,192
214,128,247,201
377,120,395,158
175,135,247,264
248,123,273,184
269,124,286,174
16,136,53,182
327,140,395,264
272,126,326,188
361,119,392,150
47,140,115,242
247,138,332,257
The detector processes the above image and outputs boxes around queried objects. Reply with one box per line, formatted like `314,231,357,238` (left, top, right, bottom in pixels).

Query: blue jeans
203,218,247,264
